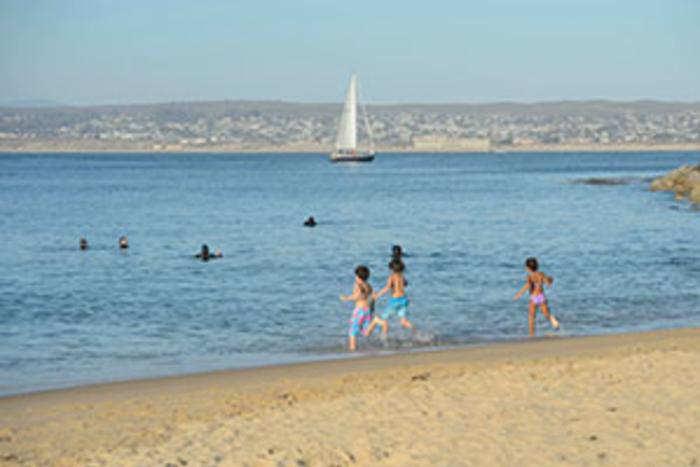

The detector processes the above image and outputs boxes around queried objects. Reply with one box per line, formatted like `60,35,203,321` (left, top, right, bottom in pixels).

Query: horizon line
2,97,700,111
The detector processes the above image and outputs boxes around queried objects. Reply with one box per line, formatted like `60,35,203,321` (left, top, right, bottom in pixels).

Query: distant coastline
2,99,699,156
1,142,698,154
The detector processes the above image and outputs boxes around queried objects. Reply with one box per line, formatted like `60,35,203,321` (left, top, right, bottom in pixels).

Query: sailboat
330,75,376,163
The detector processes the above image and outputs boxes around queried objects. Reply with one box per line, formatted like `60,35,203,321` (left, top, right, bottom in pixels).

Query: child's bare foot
550,316,560,330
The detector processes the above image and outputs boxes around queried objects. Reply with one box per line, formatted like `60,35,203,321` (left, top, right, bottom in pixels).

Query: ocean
1,151,699,396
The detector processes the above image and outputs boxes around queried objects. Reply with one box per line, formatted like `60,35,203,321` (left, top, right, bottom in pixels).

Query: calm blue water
1,152,699,395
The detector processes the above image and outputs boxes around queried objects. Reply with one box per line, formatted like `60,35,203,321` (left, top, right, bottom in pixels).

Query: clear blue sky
1,0,698,105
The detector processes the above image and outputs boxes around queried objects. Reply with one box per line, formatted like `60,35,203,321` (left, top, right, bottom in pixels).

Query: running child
367,258,414,338
513,257,560,336
340,265,373,351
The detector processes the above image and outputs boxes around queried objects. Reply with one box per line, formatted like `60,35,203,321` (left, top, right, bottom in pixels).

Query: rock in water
690,185,700,204
650,163,700,204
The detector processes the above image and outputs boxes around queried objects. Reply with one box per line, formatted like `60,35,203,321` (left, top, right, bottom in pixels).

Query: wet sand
1,328,699,466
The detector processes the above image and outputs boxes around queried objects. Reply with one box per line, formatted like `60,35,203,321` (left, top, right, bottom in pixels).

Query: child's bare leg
541,302,559,329
365,318,379,337
378,318,389,338
348,335,357,351
400,317,414,331
528,303,537,337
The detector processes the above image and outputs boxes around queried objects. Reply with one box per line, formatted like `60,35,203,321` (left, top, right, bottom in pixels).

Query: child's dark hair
389,258,405,273
525,257,539,271
355,265,370,281
391,244,402,258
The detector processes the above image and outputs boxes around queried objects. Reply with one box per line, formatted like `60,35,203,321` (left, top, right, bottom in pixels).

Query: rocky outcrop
650,163,700,203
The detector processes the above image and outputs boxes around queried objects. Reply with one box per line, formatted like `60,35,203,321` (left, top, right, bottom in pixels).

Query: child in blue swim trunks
367,258,414,339
513,257,560,336
340,265,373,351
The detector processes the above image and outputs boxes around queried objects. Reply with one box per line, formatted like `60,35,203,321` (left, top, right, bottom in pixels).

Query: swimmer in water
195,244,222,261
391,244,408,286
119,235,129,249
304,216,317,227
367,258,414,339
79,238,88,250
513,257,560,336
196,244,211,261
340,265,373,351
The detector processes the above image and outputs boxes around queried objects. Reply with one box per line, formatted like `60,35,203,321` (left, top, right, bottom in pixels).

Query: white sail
335,75,357,151
330,74,375,162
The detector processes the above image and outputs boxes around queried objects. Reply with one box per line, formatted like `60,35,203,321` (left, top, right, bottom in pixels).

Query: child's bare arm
373,276,392,299
340,284,360,302
513,283,529,300
544,273,554,286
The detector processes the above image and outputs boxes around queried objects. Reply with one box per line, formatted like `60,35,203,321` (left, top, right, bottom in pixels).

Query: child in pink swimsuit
340,265,373,351
513,257,560,336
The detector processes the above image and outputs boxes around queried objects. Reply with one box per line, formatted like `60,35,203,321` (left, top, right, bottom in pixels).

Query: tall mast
359,82,374,153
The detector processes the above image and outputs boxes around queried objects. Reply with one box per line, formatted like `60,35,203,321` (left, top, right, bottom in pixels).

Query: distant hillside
3,99,699,116
1,100,699,152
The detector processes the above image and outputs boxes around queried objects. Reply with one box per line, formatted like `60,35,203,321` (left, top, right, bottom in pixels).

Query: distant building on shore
412,135,491,152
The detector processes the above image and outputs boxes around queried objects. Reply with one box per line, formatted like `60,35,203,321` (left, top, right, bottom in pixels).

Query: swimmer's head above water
79,238,88,250
391,244,402,258
119,236,129,249
196,244,222,261
199,244,210,260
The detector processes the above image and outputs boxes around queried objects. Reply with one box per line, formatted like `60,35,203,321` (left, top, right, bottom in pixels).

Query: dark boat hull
330,155,375,163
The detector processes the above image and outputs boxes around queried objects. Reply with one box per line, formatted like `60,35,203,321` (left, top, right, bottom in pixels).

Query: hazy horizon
1,0,699,106
3,97,700,111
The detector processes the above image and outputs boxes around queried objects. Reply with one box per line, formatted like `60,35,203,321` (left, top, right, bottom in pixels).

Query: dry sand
1,328,699,466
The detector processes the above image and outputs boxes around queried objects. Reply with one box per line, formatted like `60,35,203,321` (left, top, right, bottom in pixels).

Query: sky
1,0,698,106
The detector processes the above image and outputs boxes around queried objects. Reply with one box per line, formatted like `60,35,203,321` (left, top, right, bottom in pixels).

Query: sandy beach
0,328,698,466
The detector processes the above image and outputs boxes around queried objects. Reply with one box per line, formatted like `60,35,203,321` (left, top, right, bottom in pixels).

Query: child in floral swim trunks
340,265,373,351
513,257,560,336
367,258,414,339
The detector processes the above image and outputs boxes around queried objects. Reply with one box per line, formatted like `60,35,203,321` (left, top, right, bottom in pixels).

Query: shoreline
2,327,699,465
1,327,693,402
0,143,698,155
0,335,544,400
0,326,680,400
